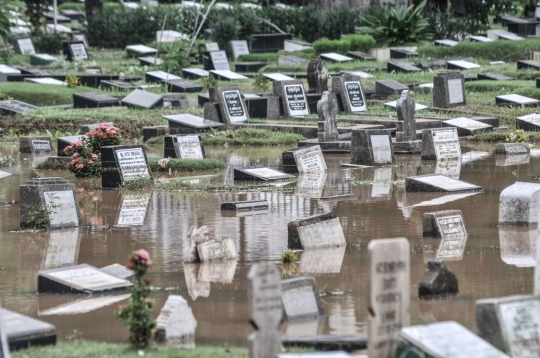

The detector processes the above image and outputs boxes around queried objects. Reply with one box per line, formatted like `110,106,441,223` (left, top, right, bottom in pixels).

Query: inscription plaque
448,79,464,104
222,90,247,122
344,81,367,112
433,128,461,160
292,145,326,174
210,50,230,71
174,135,204,159
70,43,88,60
44,191,79,227
499,300,540,357
284,84,309,116
115,148,150,181
371,135,392,163
31,139,52,154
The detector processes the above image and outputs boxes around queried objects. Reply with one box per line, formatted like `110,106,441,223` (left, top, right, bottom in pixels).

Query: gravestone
3,308,56,351
38,263,132,294
264,73,294,82
368,238,410,358
477,295,540,356
183,226,211,263
395,90,422,154
209,50,230,71
120,89,163,109
517,60,540,70
234,166,294,182
230,40,250,60
145,70,181,83
154,295,197,348
206,86,248,124
100,80,137,92
73,92,120,108
496,94,540,107
442,117,493,136
30,54,56,66
418,260,459,299
433,70,466,108
287,212,346,250
478,72,515,81
331,75,367,114
248,264,282,358
19,177,82,229
206,42,219,52
156,30,187,43
100,263,134,279
320,53,353,63
164,135,205,159
517,113,540,131
273,80,309,117
125,44,157,57
375,80,408,96
350,129,394,165
101,145,152,188
405,174,482,193
164,113,224,135
390,49,418,59
423,210,467,239
470,35,494,42
281,277,325,321
197,237,237,262
182,68,209,80
63,41,88,61
57,135,87,156
13,38,35,55
209,69,248,81
164,79,203,93
435,39,458,47
138,57,163,66
221,200,269,212
19,137,52,154
307,56,328,94
284,39,312,52
291,145,326,174
387,61,422,73
116,193,151,226
401,321,509,358
317,91,338,142
446,60,480,70
24,77,65,86
499,182,540,225
0,64,19,74
0,100,36,116
495,143,530,155
348,51,376,61
421,128,461,161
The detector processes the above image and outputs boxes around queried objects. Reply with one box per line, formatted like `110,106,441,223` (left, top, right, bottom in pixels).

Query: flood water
0,142,537,347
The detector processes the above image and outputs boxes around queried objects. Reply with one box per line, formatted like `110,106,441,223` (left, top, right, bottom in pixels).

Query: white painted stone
408,175,481,192
155,295,197,348
284,40,312,52
44,191,79,227
343,70,373,79
264,73,294,81
126,44,156,54
499,182,540,225
48,266,127,289
182,68,209,77
435,39,458,47
292,145,326,174
401,321,509,358
447,60,481,69
384,100,428,111
197,236,237,262
498,94,539,105
210,70,248,80
444,117,492,132
209,51,230,71
156,30,188,43
368,238,410,358
320,53,353,62
24,77,65,85
115,147,150,181
469,35,494,42
146,70,181,81
296,218,346,249
230,40,250,60
16,38,35,55
174,135,204,159
371,135,392,163
0,64,20,74
100,263,134,279
448,79,464,104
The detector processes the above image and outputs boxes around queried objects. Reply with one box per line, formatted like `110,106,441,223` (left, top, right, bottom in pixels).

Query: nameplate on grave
448,79,463,103
38,264,132,294
421,128,461,161
423,210,467,239
292,145,326,174
517,113,540,131
16,38,36,55
206,42,219,52
371,135,392,163
284,84,309,116
210,50,230,71
288,212,346,250
222,90,247,122
174,135,204,159
117,194,150,226
495,143,530,155
32,139,52,153
69,42,88,60
406,174,482,193
230,40,250,60
43,191,80,228
344,81,366,112
281,277,324,321
115,147,150,181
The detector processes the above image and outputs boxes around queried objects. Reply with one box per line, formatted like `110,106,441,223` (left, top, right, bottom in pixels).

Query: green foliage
203,128,305,146
121,177,154,190
159,42,188,75
202,74,218,91
116,250,155,349
358,0,429,45
27,204,51,231
210,15,239,53
472,130,540,143
24,0,46,35
424,6,474,41
0,0,25,41
57,2,85,11
281,249,297,264
147,157,225,172
321,7,344,40
506,129,530,143
34,31,65,54
464,0,520,32
65,75,79,87
252,72,270,92
0,82,95,106
313,38,351,55
346,34,376,52
295,6,321,43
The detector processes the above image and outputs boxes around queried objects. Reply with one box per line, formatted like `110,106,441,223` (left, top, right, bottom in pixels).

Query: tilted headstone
350,129,394,165
499,182,540,225
281,276,325,321
418,260,459,299
19,137,52,154
206,86,248,124
396,90,416,142
401,321,509,358
433,70,466,108
73,92,120,108
38,263,132,294
100,80,137,92
163,135,205,159
442,117,493,136
13,38,35,55
101,145,152,188
375,79,408,96
182,68,209,80
145,70,181,83
273,80,309,117
230,40,250,60
248,264,282,358
405,174,482,193
125,44,157,57
154,295,197,348
307,56,328,94
495,143,530,155
517,113,540,131
423,210,467,239
421,128,461,161
30,54,56,66
63,41,88,61
317,91,338,142
210,69,248,81
209,50,230,71
368,238,410,358
197,237,237,262
120,89,163,109
183,225,211,263
320,53,353,63
291,145,326,174
234,166,294,182
165,114,223,135
20,177,82,229
287,212,346,250
331,75,366,114
477,295,540,357
496,94,540,107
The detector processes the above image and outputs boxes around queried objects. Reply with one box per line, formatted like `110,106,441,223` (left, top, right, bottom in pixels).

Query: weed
281,249,297,264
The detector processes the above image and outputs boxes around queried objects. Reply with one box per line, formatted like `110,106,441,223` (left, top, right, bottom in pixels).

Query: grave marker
209,50,230,71
387,61,422,73
442,117,493,136
164,79,203,93
418,260,459,299
423,210,467,239
164,135,205,159
183,226,211,263
331,75,366,113
101,145,152,188
307,56,328,94
19,137,52,154
478,72,514,81
278,55,310,67
100,263,134,279
350,129,394,165
317,91,338,142
145,70,181,83
126,44,157,57
30,54,56,66
100,80,137,92
197,237,237,262
499,182,540,225
273,80,309,117
63,41,88,61
209,69,248,81
433,70,466,108
73,92,120,108
154,295,197,348
221,200,269,212
164,113,224,134
368,238,410,358
205,42,219,52
120,89,163,109
207,86,248,123
320,53,353,63
281,277,325,321
291,145,326,174
405,174,482,193
138,57,163,66
234,166,294,182
287,212,346,250
517,113,540,131
375,79,408,96
496,94,540,107
3,308,56,350
13,38,35,55
0,100,36,116
446,60,481,70
230,40,250,60
421,128,461,161
434,39,458,47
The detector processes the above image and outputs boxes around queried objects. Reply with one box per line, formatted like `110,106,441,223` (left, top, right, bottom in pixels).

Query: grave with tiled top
496,94,540,107
387,61,422,73
145,70,181,83
478,72,515,81
73,92,120,108
517,113,540,130
442,117,493,136
182,68,209,79
405,174,482,193
347,51,376,61
447,60,481,70
12,38,35,55
24,77,65,85
62,41,88,61
165,114,223,135
120,89,163,109
209,70,248,81
234,166,294,182
320,53,353,63
375,79,408,96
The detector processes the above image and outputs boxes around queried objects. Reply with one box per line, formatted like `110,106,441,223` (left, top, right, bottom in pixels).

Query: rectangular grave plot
30,139,52,154
0,100,37,116
390,49,418,59
30,54,56,66
145,71,181,83
517,113,540,131
164,114,224,134
234,166,294,182
13,38,36,55
138,57,163,66
421,128,461,161
38,264,132,294
164,79,203,93
182,68,209,80
73,92,120,109
235,62,267,73
126,44,157,57
221,200,269,212
497,94,540,107
442,117,493,136
405,174,482,193
64,41,88,61
120,89,163,109
478,72,515,81
3,309,56,351
387,62,422,73
100,80,137,92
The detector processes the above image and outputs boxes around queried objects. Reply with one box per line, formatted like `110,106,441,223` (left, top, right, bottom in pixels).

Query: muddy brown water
0,143,537,347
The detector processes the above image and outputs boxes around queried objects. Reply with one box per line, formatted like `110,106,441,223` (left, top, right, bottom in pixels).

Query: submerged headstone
292,145,326,174
19,137,52,154
154,295,197,348
499,182,540,225
163,135,205,159
101,145,152,188
433,70,466,108
350,129,394,165
406,174,482,193
100,263,134,279
317,91,339,142
234,166,294,182
281,276,325,321
421,128,461,161
287,212,346,250
197,237,237,262
495,143,530,155
423,210,467,239
183,225,210,263
418,260,459,299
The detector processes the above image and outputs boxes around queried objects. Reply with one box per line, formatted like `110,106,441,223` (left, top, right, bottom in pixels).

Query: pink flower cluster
126,249,152,270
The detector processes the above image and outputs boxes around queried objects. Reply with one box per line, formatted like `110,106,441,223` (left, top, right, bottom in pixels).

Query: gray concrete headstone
499,182,540,226
317,91,339,142
287,212,346,250
421,128,461,161
350,129,394,165
396,90,416,142
281,276,325,321
433,70,466,108
183,225,211,263
154,295,197,348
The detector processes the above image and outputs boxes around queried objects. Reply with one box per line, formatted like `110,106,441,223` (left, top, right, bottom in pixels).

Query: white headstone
230,40,250,60
174,135,204,159
115,147,151,181
499,182,540,225
292,145,326,174
155,295,197,348
43,191,79,228
371,135,392,163
210,50,230,71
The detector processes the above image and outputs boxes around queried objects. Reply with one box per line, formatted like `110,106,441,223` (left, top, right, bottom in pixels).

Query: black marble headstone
73,92,120,108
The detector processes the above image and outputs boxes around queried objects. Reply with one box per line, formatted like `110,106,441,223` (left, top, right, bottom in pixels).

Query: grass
244,118,357,127
203,128,305,146
469,130,540,142
0,83,98,106
147,157,225,172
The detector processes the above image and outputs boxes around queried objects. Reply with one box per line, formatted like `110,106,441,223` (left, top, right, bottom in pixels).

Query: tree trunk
85,0,103,19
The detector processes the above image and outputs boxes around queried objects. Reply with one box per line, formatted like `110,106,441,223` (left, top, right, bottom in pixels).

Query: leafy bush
345,34,376,52
424,5,474,41
57,2,85,11
159,42,188,75
252,72,270,92
295,6,321,43
313,38,351,55
34,31,65,54
506,129,529,143
321,7,343,40
358,0,429,45
211,15,239,54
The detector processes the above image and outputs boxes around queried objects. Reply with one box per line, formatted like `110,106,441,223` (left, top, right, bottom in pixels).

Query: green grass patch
470,131,540,142
0,83,98,106
148,157,225,172
244,119,357,127
202,128,305,146
35,158,68,170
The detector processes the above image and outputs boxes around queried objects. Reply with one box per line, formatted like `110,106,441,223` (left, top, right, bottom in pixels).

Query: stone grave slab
99,263,134,279
0,64,20,74
418,260,459,299
442,117,493,136
342,69,373,79
264,73,294,82
282,145,326,174
401,321,509,358
164,113,223,134
387,61,422,73
421,128,461,161
182,68,209,79
281,277,325,321
234,165,294,182
517,113,540,130
230,40,250,60
384,100,428,111
287,212,346,250
209,50,230,71
284,40,312,52
496,94,540,107
30,54,56,66
22,77,64,86
57,135,86,156
347,51,376,61
3,308,56,350
120,89,163,109
78,74,120,88
490,61,505,65
316,91,338,141
433,70,466,108
469,35,494,42
350,129,394,165
197,237,237,262
38,264,132,294
163,135,205,159
63,41,88,61
12,38,35,55
209,70,248,81
126,44,157,57
100,80,137,92
390,48,418,59
368,238,410,358
162,79,202,93
208,86,248,123
205,42,219,51
375,79,408,96
434,39,458,47
488,29,524,41
154,295,197,348
0,100,36,116
495,143,530,155
115,193,151,226
279,55,310,67
478,72,515,81
101,145,152,188
297,246,346,275
499,182,540,225
446,60,481,70
423,210,467,239
138,57,163,66
332,75,367,113
405,174,482,193
221,200,269,212
20,137,52,154
477,295,540,356
274,80,309,117
73,92,120,108
320,53,353,63
517,60,540,70
145,70,181,83
235,61,268,73
80,122,115,134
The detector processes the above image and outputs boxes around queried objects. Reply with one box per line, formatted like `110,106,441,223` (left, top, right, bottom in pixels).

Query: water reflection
116,192,151,226
461,151,490,164
21,228,81,272
296,172,328,198
39,294,130,316
397,191,480,219
496,152,530,166
297,247,346,276
280,316,325,336
499,226,538,267
183,261,237,300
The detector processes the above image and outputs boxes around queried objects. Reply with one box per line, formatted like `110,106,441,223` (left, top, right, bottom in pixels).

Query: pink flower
73,141,82,147
70,160,76,165
136,249,152,265
72,152,80,158
91,154,98,159
92,196,98,201
76,164,84,169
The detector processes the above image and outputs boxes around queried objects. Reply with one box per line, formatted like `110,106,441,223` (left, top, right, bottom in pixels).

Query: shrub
506,130,529,143
252,72,270,92
345,34,376,53
424,6,474,41
358,0,429,45
159,42,188,75
34,31,65,54
313,38,351,55
321,7,343,40
296,6,321,43
211,15,239,54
